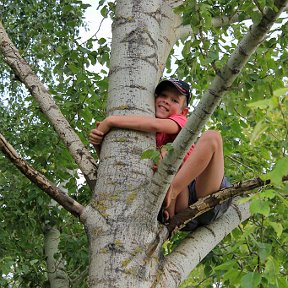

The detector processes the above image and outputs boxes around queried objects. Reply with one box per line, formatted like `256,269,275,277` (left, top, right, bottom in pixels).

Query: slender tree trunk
44,225,69,288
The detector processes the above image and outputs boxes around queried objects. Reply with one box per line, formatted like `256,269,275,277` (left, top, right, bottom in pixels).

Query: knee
201,130,223,150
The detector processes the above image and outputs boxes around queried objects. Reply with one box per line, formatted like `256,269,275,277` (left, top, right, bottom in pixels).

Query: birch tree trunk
44,225,69,288
80,1,168,286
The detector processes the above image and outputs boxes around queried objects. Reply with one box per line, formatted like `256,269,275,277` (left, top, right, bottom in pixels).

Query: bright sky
80,1,112,43
79,1,112,74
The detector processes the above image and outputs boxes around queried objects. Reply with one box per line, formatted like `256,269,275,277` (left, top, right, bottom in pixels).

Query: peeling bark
167,176,288,234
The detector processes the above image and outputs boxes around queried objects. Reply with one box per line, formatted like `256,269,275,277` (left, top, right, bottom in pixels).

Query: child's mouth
158,105,169,112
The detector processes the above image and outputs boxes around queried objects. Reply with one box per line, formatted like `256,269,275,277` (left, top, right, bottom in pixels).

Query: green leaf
98,38,106,45
268,221,283,237
259,189,275,199
247,97,277,110
249,119,268,145
141,149,160,164
100,6,108,17
223,269,242,284
163,143,174,152
240,272,262,288
214,260,236,271
250,199,270,216
273,87,288,97
262,156,288,185
68,63,79,74
264,256,280,284
277,277,288,288
29,259,38,265
257,242,272,263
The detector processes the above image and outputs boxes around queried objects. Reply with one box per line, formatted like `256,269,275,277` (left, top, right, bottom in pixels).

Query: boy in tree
89,79,230,227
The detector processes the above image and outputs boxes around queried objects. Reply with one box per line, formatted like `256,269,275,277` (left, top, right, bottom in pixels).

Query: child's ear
181,107,189,116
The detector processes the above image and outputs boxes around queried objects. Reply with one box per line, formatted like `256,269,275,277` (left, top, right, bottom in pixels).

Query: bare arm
103,115,179,133
89,115,180,145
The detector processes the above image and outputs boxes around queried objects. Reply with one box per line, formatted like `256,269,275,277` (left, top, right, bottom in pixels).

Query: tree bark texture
155,200,251,287
83,1,169,286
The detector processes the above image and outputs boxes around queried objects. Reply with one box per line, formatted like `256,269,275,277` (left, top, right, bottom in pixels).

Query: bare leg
165,130,224,210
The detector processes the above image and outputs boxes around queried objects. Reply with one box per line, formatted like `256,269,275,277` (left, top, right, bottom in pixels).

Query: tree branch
0,133,84,218
157,2,183,79
44,225,70,287
167,175,288,234
175,4,288,40
0,21,97,189
150,0,288,214
175,12,243,40
155,200,251,288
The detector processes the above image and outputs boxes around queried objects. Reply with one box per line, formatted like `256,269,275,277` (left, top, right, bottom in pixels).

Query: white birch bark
157,2,183,78
82,1,168,287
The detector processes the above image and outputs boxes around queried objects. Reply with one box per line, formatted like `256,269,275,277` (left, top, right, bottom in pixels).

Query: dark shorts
187,177,232,226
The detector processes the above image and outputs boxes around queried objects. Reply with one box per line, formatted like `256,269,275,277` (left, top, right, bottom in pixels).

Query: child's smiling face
155,87,187,119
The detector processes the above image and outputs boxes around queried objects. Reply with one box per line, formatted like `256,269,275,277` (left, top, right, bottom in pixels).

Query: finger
90,139,102,145
89,138,99,145
89,135,103,144
164,187,172,208
90,129,104,137
164,210,169,221
89,133,102,140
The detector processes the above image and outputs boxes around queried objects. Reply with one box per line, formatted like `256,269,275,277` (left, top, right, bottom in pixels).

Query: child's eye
172,98,179,103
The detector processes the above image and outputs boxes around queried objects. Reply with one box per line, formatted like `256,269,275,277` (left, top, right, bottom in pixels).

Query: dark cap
155,78,191,105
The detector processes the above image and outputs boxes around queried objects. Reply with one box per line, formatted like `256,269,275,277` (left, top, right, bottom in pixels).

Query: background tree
0,0,287,287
